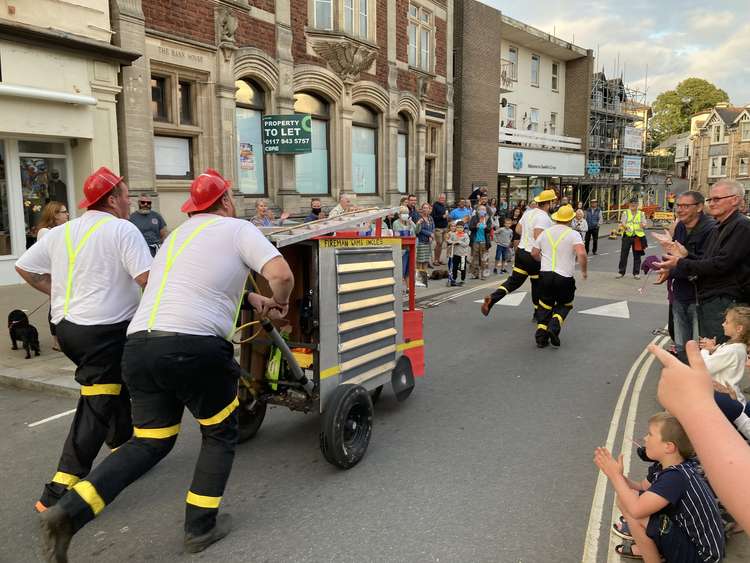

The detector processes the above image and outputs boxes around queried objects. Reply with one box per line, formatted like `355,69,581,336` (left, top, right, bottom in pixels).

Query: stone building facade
113,0,454,227
0,0,137,284
689,104,750,200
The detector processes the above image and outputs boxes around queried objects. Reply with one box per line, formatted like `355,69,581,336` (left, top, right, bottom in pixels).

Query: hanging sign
262,114,312,154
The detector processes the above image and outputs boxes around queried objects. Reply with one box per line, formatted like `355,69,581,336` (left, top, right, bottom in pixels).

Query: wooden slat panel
339,328,397,353
338,311,396,332
338,294,395,313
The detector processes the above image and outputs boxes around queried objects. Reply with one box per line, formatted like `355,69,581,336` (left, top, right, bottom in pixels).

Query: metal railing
500,59,517,90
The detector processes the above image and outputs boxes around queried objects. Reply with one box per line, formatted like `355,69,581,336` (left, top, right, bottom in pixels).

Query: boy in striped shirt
594,412,724,562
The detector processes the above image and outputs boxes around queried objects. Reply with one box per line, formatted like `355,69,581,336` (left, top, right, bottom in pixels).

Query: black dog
8,309,40,359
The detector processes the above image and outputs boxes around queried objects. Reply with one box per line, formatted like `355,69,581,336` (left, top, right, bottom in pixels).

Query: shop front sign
498,147,584,177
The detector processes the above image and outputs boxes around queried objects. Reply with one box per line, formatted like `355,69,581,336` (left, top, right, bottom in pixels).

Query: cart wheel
237,396,267,444
369,385,384,405
391,356,415,402
319,384,373,469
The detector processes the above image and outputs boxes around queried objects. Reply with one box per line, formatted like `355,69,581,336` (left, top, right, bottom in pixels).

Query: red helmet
181,169,230,213
78,166,123,209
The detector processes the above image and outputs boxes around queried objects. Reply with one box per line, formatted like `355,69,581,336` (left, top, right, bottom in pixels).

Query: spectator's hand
650,341,714,419
280,211,290,221
653,229,672,248
699,337,717,353
593,447,623,479
668,240,688,258
654,254,680,271
713,381,738,401
653,270,669,285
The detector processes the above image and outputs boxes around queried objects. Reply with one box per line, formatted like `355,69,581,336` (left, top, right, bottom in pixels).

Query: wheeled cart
237,209,425,468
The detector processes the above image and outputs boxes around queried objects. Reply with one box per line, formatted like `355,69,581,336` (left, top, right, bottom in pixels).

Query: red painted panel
402,309,424,377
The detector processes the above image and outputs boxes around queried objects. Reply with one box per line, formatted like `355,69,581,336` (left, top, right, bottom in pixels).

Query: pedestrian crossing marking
473,291,527,307
578,300,630,319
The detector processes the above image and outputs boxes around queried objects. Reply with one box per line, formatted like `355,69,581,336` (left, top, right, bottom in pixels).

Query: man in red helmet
15,166,152,514
39,169,294,558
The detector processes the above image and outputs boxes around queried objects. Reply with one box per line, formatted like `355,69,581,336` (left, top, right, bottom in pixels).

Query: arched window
235,79,266,195
397,112,409,193
294,93,330,195
351,104,378,194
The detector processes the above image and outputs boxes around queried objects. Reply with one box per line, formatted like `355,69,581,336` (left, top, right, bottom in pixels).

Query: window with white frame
344,0,353,33
529,108,539,132
549,112,557,135
408,3,433,71
358,0,368,39
551,62,559,92
740,156,749,177
507,46,518,79
530,54,540,87
711,124,724,144
315,0,333,30
506,103,516,129
741,121,750,141
709,156,727,177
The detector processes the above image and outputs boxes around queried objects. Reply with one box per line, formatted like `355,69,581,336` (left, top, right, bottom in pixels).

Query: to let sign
262,114,312,154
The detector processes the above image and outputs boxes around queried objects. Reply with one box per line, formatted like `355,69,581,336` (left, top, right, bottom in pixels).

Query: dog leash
26,299,49,318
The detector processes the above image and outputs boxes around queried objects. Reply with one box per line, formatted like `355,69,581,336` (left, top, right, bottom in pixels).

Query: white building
496,15,591,203
0,0,137,285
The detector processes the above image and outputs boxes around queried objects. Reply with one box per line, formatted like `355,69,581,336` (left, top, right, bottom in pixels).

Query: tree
651,78,729,145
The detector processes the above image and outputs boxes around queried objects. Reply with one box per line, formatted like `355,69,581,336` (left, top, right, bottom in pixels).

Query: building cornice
0,20,140,65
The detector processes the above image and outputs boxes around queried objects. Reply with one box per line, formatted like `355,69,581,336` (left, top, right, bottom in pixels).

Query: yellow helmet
534,189,557,203
551,204,575,223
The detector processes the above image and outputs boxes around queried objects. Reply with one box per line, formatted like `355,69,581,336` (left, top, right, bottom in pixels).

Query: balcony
500,59,517,93
499,127,582,151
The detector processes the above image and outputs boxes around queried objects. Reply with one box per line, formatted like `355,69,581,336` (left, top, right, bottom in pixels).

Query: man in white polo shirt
531,204,588,348
481,189,557,318
15,166,152,513
39,169,294,558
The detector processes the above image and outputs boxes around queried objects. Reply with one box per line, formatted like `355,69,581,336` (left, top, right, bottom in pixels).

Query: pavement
0,237,748,562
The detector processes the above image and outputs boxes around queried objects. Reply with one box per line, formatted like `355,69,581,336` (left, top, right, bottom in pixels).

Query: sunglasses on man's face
139,201,152,206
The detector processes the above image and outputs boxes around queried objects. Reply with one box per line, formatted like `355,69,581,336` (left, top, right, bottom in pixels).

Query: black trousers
618,235,642,276
699,295,737,343
488,248,541,313
535,272,576,344
452,255,467,281
40,320,132,507
584,227,599,254
57,334,241,536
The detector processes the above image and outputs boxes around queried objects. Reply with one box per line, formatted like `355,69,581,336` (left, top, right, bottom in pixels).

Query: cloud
479,0,750,104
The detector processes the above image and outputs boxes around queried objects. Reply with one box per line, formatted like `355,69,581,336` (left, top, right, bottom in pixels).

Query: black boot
39,505,74,563
548,321,561,347
185,513,233,554
535,329,549,348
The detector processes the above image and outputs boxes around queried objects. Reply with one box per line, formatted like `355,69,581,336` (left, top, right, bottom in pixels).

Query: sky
483,0,750,105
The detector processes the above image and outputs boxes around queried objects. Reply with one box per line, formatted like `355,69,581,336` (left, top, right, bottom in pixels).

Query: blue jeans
672,301,698,361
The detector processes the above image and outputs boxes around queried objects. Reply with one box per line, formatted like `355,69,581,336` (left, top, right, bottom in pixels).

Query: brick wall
143,0,215,44
235,12,276,57
291,0,324,66
452,0,502,198
359,0,389,89
564,52,593,152
395,0,409,63
435,17,446,78
250,0,276,13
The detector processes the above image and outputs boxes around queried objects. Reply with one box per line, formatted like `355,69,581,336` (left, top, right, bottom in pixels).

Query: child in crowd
493,218,513,274
447,222,470,286
393,206,417,288
595,412,724,562
698,305,750,404
445,221,457,285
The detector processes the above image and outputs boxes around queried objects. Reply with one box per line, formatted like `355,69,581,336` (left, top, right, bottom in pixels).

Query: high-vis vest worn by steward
624,209,645,237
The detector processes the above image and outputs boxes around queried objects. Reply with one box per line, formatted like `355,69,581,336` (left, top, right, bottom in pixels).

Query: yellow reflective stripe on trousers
196,397,239,426
186,491,222,509
553,313,565,324
73,481,105,515
52,471,80,489
147,218,220,331
80,383,122,396
133,423,181,439
64,218,114,316
538,300,553,310
513,267,528,276
546,227,572,272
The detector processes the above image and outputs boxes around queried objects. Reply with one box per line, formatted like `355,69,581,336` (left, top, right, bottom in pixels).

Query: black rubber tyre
319,384,373,469
237,395,267,444
391,355,415,402
369,385,384,405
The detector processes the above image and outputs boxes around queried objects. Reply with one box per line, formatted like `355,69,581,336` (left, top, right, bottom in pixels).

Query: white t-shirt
36,227,50,239
128,214,282,338
519,208,553,252
701,342,748,404
16,210,152,325
533,224,584,278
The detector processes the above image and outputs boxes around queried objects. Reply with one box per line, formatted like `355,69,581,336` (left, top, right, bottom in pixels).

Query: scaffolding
580,71,648,220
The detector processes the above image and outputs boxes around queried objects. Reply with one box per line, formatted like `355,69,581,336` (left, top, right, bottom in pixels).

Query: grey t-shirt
129,211,166,245
496,226,513,247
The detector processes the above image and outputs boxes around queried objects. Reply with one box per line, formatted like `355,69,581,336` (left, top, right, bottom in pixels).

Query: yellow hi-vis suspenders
63,218,115,316
546,226,572,272
146,218,245,339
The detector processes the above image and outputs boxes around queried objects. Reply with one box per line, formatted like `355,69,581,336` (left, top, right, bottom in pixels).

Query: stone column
341,83,354,196
215,7,238,199
109,0,154,191
275,21,298,211
416,119,427,202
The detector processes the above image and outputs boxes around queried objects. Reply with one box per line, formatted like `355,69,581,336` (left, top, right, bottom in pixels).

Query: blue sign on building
587,160,601,175
513,151,524,170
